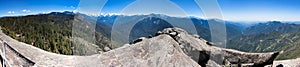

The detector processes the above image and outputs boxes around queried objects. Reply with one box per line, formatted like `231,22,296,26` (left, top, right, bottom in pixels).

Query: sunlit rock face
0,27,282,67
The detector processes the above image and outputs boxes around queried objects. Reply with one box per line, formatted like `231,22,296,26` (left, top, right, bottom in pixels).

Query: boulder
157,27,280,67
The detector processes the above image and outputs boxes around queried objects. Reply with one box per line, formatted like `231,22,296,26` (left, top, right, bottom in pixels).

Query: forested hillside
0,13,74,55
227,22,300,60
0,12,112,55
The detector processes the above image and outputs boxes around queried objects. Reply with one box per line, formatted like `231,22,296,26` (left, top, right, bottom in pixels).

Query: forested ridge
227,22,300,60
0,13,74,55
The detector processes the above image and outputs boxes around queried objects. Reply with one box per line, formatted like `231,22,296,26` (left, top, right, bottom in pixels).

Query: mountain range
0,11,299,60
227,21,300,60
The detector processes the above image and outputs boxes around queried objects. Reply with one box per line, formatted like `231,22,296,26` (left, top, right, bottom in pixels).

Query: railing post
2,40,5,67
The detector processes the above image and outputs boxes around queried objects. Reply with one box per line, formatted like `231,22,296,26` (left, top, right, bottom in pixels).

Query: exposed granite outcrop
155,27,280,67
0,27,282,67
0,28,200,67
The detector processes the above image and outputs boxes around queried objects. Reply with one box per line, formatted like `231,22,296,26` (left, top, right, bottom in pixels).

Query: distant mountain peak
48,11,75,16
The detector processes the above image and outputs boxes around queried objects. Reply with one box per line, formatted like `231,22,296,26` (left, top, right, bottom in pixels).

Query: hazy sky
1,0,300,21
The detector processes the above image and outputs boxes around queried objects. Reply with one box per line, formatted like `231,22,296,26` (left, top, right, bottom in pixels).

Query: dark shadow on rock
198,51,210,67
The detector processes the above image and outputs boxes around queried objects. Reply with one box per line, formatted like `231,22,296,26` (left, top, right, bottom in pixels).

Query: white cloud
70,6,75,9
42,12,47,14
22,9,31,13
65,6,76,9
8,11,15,14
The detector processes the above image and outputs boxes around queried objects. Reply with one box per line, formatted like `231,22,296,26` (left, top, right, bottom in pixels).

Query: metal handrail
1,40,12,67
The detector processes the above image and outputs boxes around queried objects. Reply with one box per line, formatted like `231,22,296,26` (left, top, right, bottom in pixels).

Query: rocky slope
156,28,281,67
227,22,300,60
0,27,286,67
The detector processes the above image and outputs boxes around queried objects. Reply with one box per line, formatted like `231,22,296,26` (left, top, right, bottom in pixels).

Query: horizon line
1,11,300,23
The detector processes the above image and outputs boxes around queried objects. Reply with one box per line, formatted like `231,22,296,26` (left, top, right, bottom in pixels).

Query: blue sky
0,0,79,16
1,0,300,21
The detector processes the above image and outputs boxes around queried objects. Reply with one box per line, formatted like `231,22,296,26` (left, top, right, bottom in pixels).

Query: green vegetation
227,22,300,60
0,13,112,55
0,14,74,55
275,33,300,60
227,32,300,60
